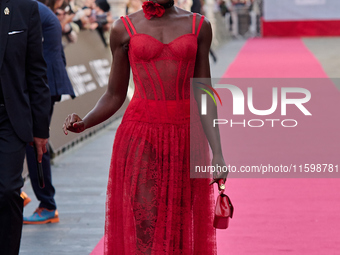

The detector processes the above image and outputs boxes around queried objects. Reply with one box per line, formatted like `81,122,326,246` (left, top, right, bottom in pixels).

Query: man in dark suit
0,0,51,254
23,0,75,225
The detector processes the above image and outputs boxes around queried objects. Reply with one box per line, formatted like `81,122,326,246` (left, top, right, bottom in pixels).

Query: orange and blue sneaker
23,207,60,224
20,191,31,207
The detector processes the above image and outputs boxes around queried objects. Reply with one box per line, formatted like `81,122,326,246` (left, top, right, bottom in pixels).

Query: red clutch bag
213,179,234,229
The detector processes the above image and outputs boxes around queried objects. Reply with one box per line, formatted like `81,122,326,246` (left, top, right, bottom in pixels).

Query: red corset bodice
120,14,204,124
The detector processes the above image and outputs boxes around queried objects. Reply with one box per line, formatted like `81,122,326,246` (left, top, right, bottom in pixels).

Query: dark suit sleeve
61,46,67,66
26,1,51,139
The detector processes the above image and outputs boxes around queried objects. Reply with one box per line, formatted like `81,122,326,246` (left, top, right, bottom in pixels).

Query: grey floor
303,37,340,91
303,37,340,78
20,121,119,255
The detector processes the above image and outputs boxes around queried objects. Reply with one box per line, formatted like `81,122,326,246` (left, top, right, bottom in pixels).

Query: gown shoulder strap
192,13,205,37
120,16,137,37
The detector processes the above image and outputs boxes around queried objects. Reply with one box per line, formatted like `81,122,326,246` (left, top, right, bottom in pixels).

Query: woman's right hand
209,154,228,186
63,113,86,135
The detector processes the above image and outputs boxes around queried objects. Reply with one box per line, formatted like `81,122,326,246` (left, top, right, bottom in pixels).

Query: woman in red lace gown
63,0,227,254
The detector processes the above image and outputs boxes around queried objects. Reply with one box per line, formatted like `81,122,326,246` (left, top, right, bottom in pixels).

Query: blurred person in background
0,0,50,253
218,0,230,19
126,0,143,15
251,0,262,35
22,0,76,225
226,0,252,38
91,0,114,46
70,0,97,30
67,0,113,46
174,0,192,11
45,0,74,28
45,0,79,44
231,0,247,6
190,0,201,12
71,0,95,29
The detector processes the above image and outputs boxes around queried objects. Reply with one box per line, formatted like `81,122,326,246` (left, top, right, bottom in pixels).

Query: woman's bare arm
193,16,228,183
63,19,130,134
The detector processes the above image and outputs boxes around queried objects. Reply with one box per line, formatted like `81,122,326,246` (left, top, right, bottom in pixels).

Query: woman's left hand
209,154,229,186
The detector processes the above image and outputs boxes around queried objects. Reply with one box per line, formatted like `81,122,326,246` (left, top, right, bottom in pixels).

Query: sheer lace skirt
104,117,217,255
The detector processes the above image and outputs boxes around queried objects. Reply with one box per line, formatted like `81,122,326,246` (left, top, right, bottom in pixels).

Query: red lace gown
104,13,217,255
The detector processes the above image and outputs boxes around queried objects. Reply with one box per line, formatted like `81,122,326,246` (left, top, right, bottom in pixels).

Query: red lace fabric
104,13,217,255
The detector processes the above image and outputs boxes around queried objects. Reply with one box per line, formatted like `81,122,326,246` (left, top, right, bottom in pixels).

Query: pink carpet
91,38,340,254
91,236,104,255
217,38,340,255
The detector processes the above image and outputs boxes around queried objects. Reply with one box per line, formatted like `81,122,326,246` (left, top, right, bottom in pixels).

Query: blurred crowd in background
40,0,114,47
127,0,263,38
43,0,263,49
217,0,263,38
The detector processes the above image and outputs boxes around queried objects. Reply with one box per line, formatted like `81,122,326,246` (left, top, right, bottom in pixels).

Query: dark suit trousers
25,96,59,210
0,105,26,255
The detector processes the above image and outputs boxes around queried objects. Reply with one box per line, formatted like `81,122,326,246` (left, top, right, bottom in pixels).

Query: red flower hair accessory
142,1,165,20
